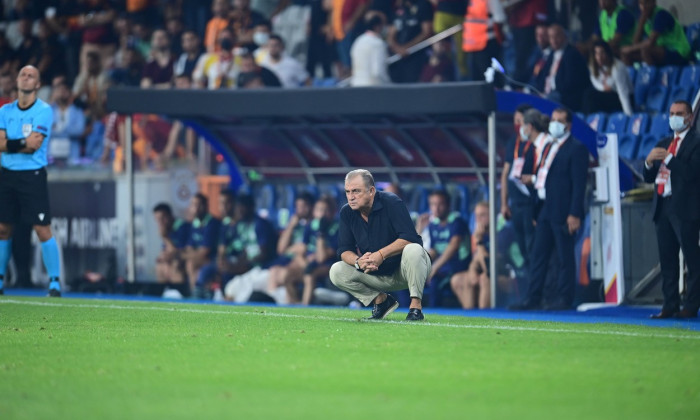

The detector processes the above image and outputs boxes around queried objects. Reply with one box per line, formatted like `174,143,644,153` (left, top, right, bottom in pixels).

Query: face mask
253,32,269,46
519,125,530,140
669,115,688,132
549,121,567,139
220,38,234,51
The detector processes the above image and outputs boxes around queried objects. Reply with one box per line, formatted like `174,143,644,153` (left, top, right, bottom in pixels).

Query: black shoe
0,289,4,295
543,300,572,311
48,288,61,297
48,279,61,297
675,309,698,319
508,300,542,311
368,294,398,320
650,309,678,319
405,308,424,321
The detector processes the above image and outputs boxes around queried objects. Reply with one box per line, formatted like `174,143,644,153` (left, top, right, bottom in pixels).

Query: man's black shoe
544,300,572,311
650,309,678,319
405,308,424,321
48,289,61,297
508,300,542,311
675,309,698,319
368,294,398,320
0,289,4,295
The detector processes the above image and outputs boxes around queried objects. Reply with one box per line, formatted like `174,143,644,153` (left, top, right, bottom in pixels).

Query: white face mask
669,115,688,132
519,125,530,140
549,121,567,139
253,32,269,46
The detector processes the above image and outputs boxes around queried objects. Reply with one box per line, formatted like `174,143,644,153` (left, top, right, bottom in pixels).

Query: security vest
644,7,690,58
462,0,489,52
599,5,633,46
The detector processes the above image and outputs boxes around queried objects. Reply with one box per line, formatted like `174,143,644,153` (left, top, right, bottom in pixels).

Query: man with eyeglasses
330,169,431,321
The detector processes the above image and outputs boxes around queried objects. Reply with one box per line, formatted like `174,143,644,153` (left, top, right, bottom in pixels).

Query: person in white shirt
350,12,390,87
257,34,310,88
582,40,634,115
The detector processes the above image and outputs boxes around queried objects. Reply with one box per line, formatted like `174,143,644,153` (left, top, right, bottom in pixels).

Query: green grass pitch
1,296,699,419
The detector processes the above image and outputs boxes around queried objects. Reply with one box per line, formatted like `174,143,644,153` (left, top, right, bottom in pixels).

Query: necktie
657,136,680,195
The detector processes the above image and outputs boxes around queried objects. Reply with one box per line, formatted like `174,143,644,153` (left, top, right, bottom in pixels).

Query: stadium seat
686,22,700,61
645,85,669,112
679,65,700,87
668,86,693,105
637,134,660,160
658,66,680,87
633,65,658,109
627,66,636,87
586,113,607,132
628,113,649,136
649,113,670,137
605,112,629,135
256,184,278,222
618,134,640,160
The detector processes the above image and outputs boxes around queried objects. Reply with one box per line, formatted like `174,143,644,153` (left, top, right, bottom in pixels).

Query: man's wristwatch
354,257,361,270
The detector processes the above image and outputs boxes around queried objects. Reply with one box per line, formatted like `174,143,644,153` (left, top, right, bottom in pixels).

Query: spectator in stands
0,72,16,105
387,0,433,84
621,0,690,67
153,202,190,293
591,0,635,57
140,29,174,89
50,80,86,165
510,108,589,311
249,20,272,55
350,12,390,87
109,46,145,87
582,40,634,116
330,169,431,321
131,21,153,59
174,30,203,79
165,16,185,57
528,23,551,87
286,196,340,305
505,0,548,85
534,24,590,112
266,192,314,294
163,75,197,163
72,50,109,114
76,0,117,71
237,51,282,88
15,16,40,69
183,193,221,295
83,102,106,164
0,31,17,75
37,19,66,90
306,0,335,80
258,34,311,87
110,13,134,70
419,38,455,83
331,0,373,79
193,28,240,89
451,201,490,309
271,0,312,66
462,0,506,83
432,0,468,79
644,100,700,319
230,0,268,50
205,0,231,53
419,189,471,308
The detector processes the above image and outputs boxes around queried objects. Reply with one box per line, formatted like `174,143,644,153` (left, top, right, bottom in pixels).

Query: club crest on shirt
22,123,32,137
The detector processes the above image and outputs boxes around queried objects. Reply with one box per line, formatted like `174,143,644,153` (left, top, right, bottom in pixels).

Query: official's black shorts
0,167,52,226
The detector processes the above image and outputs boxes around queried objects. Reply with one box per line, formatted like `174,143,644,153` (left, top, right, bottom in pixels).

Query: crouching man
330,169,431,321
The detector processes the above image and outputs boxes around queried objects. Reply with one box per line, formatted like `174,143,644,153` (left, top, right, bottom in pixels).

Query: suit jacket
534,44,591,111
643,129,700,222
537,136,590,223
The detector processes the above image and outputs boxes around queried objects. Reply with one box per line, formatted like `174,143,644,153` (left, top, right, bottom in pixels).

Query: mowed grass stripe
2,297,699,340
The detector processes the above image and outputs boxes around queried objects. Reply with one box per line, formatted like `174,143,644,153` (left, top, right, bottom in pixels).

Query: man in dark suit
534,24,591,112
509,108,589,310
643,100,700,319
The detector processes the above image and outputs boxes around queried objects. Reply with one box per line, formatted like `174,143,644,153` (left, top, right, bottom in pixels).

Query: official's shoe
508,300,542,311
48,279,61,298
405,308,424,321
650,309,678,319
544,299,572,311
675,309,698,319
368,294,398,320
0,288,4,295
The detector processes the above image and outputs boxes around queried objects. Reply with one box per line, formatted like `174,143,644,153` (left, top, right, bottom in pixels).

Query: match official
0,66,62,296
330,169,431,321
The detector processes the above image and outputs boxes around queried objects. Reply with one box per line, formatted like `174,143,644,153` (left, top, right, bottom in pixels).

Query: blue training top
0,98,53,170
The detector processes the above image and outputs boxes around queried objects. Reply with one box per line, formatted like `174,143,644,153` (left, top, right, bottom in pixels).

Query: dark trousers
526,218,577,305
655,197,700,313
511,202,536,292
511,25,536,84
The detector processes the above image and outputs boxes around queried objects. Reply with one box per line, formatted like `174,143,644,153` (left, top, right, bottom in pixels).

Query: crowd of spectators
2,0,695,170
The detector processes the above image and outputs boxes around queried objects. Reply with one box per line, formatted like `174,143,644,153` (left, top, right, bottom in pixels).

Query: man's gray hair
345,169,375,189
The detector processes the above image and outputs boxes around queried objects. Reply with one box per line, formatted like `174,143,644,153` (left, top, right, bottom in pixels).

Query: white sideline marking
2,298,699,340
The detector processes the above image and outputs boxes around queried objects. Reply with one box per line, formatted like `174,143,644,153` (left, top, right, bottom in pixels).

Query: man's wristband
377,249,385,261
6,138,27,153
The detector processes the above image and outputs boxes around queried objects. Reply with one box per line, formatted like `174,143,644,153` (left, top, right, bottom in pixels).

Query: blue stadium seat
256,184,278,222
634,65,658,109
649,113,669,137
628,113,649,136
658,66,680,87
454,184,471,220
618,134,640,160
679,65,700,87
605,112,629,135
637,134,660,160
627,66,636,86
686,22,700,61
645,85,669,112
668,86,693,105
586,113,607,132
